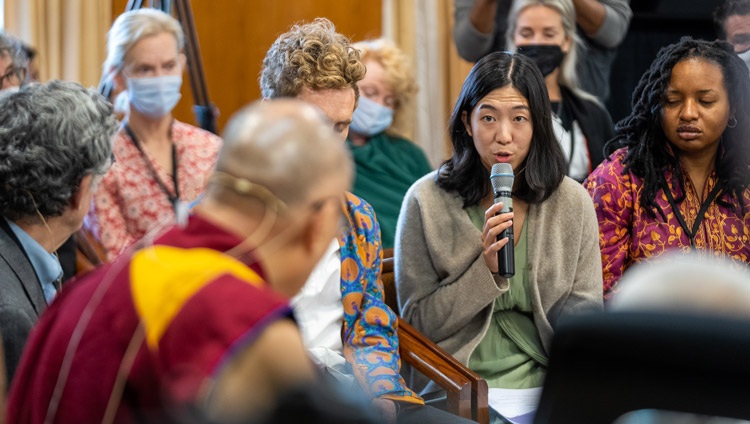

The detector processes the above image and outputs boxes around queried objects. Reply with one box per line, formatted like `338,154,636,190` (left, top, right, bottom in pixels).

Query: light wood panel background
112,0,383,134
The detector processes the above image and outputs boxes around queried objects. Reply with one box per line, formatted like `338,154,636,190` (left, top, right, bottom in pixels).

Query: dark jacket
0,218,45,385
559,86,616,172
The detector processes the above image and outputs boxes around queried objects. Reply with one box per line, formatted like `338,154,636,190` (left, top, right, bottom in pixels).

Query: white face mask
126,74,182,118
349,95,394,137
737,48,750,71
0,85,20,96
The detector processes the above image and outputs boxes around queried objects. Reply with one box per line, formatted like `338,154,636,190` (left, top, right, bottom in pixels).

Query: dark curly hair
260,18,366,100
438,51,567,207
604,37,750,218
0,80,117,221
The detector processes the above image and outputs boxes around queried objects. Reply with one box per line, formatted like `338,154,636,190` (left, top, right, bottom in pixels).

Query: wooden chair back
381,249,489,424
381,249,399,313
74,228,107,276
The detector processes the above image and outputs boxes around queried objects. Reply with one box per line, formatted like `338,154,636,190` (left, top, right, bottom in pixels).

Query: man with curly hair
260,18,471,424
0,80,117,385
260,18,364,137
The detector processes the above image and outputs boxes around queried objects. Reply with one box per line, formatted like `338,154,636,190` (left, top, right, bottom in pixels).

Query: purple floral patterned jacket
585,148,750,298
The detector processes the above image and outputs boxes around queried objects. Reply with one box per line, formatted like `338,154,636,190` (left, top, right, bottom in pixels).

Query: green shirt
465,205,548,389
346,132,432,248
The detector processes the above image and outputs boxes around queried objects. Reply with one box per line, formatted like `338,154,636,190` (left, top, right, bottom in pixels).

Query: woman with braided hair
584,37,750,299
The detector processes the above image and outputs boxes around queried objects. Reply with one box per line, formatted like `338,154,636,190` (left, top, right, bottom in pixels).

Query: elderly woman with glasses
0,32,28,90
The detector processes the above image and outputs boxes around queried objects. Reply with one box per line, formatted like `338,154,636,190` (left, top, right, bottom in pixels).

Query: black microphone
490,163,515,278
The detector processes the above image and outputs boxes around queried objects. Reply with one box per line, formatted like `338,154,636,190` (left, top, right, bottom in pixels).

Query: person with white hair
609,252,750,424
88,8,222,260
610,252,750,318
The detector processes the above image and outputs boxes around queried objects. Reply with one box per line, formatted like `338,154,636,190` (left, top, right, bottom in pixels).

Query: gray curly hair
0,80,117,221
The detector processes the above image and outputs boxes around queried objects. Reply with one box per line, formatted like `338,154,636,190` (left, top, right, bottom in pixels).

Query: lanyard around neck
660,179,722,248
123,123,180,209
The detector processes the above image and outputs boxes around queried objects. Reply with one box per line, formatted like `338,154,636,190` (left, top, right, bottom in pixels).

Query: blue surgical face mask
126,74,182,118
349,95,394,137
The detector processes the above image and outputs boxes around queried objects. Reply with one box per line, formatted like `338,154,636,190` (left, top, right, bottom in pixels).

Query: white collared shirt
291,238,345,365
552,113,591,182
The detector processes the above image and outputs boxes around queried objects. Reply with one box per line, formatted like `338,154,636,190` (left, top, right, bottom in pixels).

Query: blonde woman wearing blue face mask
508,0,615,183
87,9,222,260
347,39,432,249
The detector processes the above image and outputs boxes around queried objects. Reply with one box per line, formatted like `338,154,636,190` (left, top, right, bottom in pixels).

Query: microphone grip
497,225,515,278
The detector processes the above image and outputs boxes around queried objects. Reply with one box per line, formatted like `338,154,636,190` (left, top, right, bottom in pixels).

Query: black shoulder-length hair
604,37,750,218
437,51,566,208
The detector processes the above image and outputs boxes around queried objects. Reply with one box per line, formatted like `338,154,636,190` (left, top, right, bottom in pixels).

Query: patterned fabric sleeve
88,122,222,261
89,170,133,261
339,193,423,405
584,151,634,298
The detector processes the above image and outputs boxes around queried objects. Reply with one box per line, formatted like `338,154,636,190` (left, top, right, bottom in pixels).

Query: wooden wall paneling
112,0,382,133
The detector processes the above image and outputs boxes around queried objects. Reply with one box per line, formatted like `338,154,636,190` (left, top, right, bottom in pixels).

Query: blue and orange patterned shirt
338,192,423,405
585,148,750,298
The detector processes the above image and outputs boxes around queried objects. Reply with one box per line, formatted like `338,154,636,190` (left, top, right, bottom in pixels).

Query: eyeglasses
0,65,27,88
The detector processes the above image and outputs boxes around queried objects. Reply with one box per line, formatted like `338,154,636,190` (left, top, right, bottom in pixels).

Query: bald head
210,99,353,212
611,253,750,319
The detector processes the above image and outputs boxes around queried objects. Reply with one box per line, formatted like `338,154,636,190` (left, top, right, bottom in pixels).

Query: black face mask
516,45,564,77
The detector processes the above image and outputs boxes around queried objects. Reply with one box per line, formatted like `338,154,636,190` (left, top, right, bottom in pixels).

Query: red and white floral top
87,121,222,260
